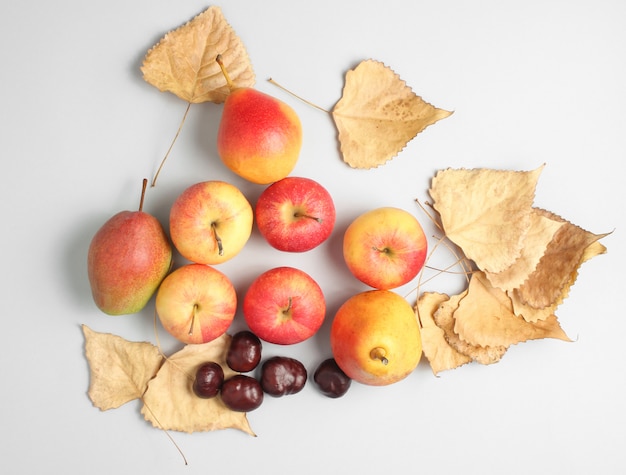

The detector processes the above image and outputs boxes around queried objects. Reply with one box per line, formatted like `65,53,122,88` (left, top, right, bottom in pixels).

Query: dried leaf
453,272,572,348
433,290,507,365
332,59,451,169
82,325,164,411
485,209,564,291
416,292,472,374
429,165,544,273
141,334,255,436
141,6,255,103
514,209,609,309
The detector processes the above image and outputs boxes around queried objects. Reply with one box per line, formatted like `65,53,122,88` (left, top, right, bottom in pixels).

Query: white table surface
2,1,624,473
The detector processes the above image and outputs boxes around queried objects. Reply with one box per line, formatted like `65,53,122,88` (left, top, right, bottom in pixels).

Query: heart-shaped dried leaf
141,6,255,103
416,292,472,375
141,334,255,436
485,209,564,291
429,165,544,273
332,59,452,169
514,209,609,309
82,325,164,411
432,290,507,365
453,272,572,348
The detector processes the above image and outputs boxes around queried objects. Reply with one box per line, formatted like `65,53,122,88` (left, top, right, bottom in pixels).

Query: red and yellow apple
343,207,427,290
255,176,336,252
330,290,422,386
243,266,326,345
169,180,253,265
155,263,237,344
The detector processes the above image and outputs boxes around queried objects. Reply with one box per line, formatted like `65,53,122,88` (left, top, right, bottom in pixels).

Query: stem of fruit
211,222,224,256
188,303,198,336
267,78,329,113
294,212,322,223
216,54,234,91
139,178,148,212
283,297,293,315
370,347,389,365
151,102,192,188
372,246,390,254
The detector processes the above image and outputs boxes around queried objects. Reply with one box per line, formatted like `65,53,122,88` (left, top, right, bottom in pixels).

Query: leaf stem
151,102,192,187
267,78,330,114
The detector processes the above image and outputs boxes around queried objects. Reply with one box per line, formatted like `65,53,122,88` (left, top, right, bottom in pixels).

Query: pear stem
267,78,330,114
211,222,224,256
151,101,192,188
215,54,234,91
370,347,389,365
294,212,322,223
139,178,148,212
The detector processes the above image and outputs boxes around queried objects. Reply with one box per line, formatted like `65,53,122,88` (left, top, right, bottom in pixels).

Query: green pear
87,179,172,315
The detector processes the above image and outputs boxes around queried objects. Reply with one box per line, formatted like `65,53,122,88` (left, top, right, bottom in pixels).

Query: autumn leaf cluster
417,166,608,374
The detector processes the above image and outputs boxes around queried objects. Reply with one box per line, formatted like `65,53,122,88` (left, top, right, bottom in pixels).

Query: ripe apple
87,179,172,315
215,55,302,185
343,206,428,290
255,176,336,252
330,289,422,386
243,266,326,345
169,180,253,265
155,263,237,344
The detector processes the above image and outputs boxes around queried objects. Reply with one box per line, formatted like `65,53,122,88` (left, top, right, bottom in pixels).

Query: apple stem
211,222,224,256
372,246,390,254
188,304,198,336
139,178,148,212
294,212,322,223
370,347,389,365
283,297,293,314
216,54,234,91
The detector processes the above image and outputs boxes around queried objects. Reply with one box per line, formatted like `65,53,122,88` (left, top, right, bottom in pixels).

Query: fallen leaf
453,272,572,348
514,209,609,309
416,292,472,374
484,209,564,291
82,325,164,411
141,334,255,436
332,59,451,169
429,165,544,273
432,290,507,365
141,6,255,103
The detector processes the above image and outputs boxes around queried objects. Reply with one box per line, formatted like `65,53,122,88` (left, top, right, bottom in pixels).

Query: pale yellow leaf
429,165,544,273
332,59,452,169
82,325,164,411
141,334,255,435
141,6,255,103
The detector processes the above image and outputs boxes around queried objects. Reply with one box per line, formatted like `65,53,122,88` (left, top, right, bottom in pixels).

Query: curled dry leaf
416,292,472,375
332,59,452,169
82,325,163,411
429,165,544,273
453,272,572,348
141,6,255,103
141,334,255,436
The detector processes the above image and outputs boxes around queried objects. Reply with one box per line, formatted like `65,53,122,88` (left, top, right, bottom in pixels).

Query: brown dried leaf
332,59,452,169
82,325,163,411
141,6,255,104
514,210,609,309
485,209,564,291
141,334,255,436
453,272,572,348
429,166,544,273
433,290,507,365
416,292,472,375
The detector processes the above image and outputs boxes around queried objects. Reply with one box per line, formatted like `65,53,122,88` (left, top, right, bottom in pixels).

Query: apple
255,176,336,252
243,266,326,345
330,289,422,386
343,206,428,290
155,263,237,344
169,180,253,265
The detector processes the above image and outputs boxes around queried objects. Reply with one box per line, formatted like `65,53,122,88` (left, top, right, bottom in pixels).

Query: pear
87,179,172,315
215,55,302,185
